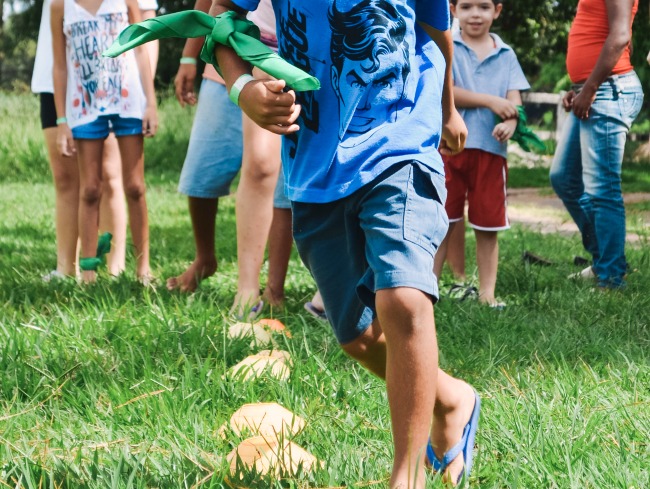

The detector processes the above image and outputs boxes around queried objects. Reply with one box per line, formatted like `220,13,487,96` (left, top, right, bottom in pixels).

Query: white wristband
228,74,255,106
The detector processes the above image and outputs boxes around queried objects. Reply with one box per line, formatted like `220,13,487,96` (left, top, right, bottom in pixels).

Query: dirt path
507,188,650,243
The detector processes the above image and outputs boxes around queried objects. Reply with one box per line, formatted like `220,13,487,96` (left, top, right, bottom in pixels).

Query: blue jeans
550,72,643,288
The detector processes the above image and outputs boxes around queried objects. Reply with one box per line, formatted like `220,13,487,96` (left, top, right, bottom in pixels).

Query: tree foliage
1,0,649,99
494,0,578,90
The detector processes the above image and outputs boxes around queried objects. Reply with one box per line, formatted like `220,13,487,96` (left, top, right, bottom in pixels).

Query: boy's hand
143,105,158,137
174,63,198,107
492,119,517,142
238,79,301,135
488,96,519,120
439,108,467,156
57,124,76,157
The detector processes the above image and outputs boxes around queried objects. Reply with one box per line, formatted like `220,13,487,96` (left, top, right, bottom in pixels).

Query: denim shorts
178,79,243,198
273,165,291,209
292,162,448,344
72,114,142,139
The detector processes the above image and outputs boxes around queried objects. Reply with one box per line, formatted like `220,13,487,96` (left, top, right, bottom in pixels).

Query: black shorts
39,92,57,130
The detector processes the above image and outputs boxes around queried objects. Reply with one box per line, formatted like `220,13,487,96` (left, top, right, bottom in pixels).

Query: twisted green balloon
79,232,112,272
103,10,320,92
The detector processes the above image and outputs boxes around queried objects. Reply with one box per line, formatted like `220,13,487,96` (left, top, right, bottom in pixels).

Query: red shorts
443,149,509,231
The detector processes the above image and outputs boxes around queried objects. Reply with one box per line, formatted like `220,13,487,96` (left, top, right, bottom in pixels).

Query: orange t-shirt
566,0,638,83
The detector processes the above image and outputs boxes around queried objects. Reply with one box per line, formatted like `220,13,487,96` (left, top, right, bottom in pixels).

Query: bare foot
166,258,217,293
479,295,506,309
80,270,97,284
262,286,285,307
138,273,156,287
230,289,263,320
310,290,324,311
429,381,476,485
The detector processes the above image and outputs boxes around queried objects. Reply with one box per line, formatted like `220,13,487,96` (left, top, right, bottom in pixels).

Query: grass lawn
0,92,649,488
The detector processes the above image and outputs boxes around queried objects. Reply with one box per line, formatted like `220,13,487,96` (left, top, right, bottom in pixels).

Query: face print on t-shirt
329,0,410,147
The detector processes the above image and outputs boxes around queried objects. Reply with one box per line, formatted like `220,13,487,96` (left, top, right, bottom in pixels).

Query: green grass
509,159,650,192
0,91,195,185
0,92,649,488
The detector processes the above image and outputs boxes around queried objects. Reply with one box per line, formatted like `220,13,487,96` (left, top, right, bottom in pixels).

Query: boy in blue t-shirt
212,0,479,486
433,0,529,308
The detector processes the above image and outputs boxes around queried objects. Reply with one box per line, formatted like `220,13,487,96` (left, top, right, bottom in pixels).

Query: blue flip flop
426,390,481,484
304,301,327,321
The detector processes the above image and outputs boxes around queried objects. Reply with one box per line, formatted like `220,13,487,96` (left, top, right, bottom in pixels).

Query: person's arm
127,0,158,136
208,0,300,134
50,0,74,157
492,89,521,142
140,9,159,75
174,0,212,107
418,23,467,155
571,0,635,119
454,87,519,120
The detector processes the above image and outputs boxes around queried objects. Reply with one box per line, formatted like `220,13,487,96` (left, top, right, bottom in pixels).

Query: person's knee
376,288,432,337
101,175,123,197
80,183,102,205
341,322,383,361
243,156,280,185
124,181,146,201
52,168,79,195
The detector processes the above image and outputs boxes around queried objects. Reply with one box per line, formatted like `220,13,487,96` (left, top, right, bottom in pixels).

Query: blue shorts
178,79,243,198
273,165,291,209
292,162,448,344
72,115,142,139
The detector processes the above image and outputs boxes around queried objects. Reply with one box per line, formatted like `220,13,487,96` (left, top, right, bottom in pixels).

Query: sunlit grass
0,92,648,488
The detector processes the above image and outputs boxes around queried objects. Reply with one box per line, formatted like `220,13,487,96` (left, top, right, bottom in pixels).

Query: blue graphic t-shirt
234,0,451,203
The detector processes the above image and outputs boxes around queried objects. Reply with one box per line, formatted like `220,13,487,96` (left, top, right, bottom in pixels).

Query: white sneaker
568,266,596,280
42,270,67,282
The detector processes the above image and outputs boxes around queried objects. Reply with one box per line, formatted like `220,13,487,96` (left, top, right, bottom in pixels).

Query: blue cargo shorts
292,161,448,344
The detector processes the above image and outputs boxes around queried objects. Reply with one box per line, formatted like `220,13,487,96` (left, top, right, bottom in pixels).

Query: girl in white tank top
60,0,147,128
51,0,157,283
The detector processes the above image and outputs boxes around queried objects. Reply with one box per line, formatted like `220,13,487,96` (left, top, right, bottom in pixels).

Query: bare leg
429,371,476,485
76,139,105,283
43,128,79,277
116,135,150,281
139,10,159,75
433,228,450,280
263,207,293,306
446,219,467,281
310,290,325,311
475,229,499,305
433,221,466,282
375,288,438,488
99,133,127,276
166,197,219,292
231,114,281,314
342,290,475,487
